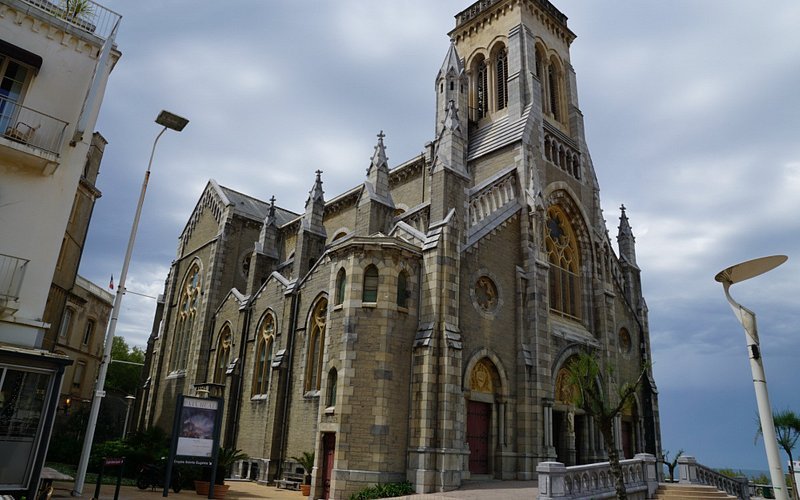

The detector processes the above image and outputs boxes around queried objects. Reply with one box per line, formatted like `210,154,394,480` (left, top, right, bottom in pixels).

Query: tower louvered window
477,59,488,119
496,49,508,110
548,62,561,122
545,206,580,319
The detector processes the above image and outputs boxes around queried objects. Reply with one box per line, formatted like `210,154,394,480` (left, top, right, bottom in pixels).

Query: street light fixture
72,110,188,496
122,395,136,438
715,255,788,500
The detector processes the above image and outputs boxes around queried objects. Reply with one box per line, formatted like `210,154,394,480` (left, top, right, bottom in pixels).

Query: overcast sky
80,0,800,474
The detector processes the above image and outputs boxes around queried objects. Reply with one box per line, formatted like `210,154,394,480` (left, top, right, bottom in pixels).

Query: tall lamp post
715,255,789,500
72,110,188,496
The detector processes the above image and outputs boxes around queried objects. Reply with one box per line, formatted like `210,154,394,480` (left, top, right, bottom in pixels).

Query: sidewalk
51,478,538,500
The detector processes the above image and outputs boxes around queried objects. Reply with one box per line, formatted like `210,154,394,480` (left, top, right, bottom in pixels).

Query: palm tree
564,350,649,500
291,451,315,485
757,410,800,500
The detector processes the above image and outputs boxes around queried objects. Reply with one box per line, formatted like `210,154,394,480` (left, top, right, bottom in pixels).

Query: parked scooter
136,459,182,493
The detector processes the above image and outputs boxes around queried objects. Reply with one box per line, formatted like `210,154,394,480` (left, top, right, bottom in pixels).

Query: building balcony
0,253,29,317
0,95,68,175
20,0,121,41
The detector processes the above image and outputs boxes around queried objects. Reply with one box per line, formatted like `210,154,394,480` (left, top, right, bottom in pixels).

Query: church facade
139,0,661,498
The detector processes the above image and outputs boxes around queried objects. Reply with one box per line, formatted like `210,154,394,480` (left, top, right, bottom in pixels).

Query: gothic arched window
362,265,378,303
396,270,409,308
252,313,275,396
335,268,346,306
326,368,338,407
213,325,232,384
171,262,202,371
546,206,581,319
495,48,508,110
305,298,328,392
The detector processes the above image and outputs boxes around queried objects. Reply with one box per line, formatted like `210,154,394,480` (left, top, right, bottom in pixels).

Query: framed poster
166,394,223,491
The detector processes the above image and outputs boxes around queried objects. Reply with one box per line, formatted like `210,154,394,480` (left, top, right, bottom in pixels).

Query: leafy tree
106,336,145,395
663,449,684,482
564,350,648,500
756,409,800,500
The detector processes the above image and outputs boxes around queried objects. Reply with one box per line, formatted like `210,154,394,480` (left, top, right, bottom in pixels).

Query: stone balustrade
677,455,750,499
537,453,659,500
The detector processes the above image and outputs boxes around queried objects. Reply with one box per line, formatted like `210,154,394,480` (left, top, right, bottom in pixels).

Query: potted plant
291,451,314,497
195,447,249,498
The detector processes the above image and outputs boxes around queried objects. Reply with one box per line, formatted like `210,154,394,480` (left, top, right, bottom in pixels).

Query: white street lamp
72,110,188,496
122,395,136,438
715,255,788,500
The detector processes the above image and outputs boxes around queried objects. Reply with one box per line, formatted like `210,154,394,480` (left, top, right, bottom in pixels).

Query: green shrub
349,481,414,500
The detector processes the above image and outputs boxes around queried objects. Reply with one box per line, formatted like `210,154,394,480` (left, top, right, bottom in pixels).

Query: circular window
619,328,632,354
474,276,498,313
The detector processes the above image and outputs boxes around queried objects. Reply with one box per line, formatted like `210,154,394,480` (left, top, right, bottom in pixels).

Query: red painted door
467,401,490,474
322,433,335,499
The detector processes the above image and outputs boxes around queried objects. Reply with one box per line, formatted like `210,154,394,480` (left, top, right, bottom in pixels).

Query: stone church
138,0,661,497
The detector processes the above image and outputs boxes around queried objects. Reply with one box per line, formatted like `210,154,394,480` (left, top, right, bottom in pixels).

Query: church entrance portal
466,400,490,474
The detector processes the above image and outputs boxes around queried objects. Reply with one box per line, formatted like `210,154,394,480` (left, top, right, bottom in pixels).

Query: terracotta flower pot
300,484,311,496
194,480,230,498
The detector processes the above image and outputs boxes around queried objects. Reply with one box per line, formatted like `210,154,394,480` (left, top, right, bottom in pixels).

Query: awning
0,39,43,72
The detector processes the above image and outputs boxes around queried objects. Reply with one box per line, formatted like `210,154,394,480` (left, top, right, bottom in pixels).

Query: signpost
164,395,223,498
93,457,125,500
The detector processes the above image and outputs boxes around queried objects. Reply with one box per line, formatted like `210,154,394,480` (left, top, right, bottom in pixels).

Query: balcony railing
0,253,29,302
0,95,68,155
21,0,121,41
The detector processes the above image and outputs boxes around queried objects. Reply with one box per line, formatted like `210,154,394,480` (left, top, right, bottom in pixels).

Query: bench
275,472,305,490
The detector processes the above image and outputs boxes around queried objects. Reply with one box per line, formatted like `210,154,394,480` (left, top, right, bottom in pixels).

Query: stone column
542,399,555,459
678,455,700,484
536,462,566,499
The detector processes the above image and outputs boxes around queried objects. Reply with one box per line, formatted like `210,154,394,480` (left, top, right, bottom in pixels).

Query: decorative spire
617,204,637,265
302,170,326,235
265,195,277,225
367,130,389,177
437,40,464,80
306,170,325,208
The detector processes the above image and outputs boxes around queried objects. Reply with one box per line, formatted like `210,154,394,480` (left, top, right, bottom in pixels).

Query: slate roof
218,184,298,226
467,104,532,161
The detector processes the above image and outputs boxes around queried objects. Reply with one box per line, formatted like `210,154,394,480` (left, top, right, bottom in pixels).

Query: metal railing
0,95,68,155
21,0,121,41
0,253,29,301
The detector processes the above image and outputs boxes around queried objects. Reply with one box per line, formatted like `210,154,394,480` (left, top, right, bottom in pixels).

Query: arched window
548,61,561,122
81,319,94,346
535,45,547,114
213,325,232,384
326,368,337,407
546,206,581,319
171,262,202,371
252,314,275,396
396,270,409,308
495,48,508,110
335,268,346,306
362,265,378,303
305,298,327,392
476,57,488,120
58,308,74,339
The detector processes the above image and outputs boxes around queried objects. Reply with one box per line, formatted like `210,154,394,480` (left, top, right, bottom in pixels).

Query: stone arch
463,349,510,398
550,345,604,466
463,351,510,477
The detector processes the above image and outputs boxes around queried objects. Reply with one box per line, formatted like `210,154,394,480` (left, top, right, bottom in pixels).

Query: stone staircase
654,483,737,499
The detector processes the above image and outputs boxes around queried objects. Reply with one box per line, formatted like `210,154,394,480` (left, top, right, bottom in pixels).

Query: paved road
51,479,539,499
